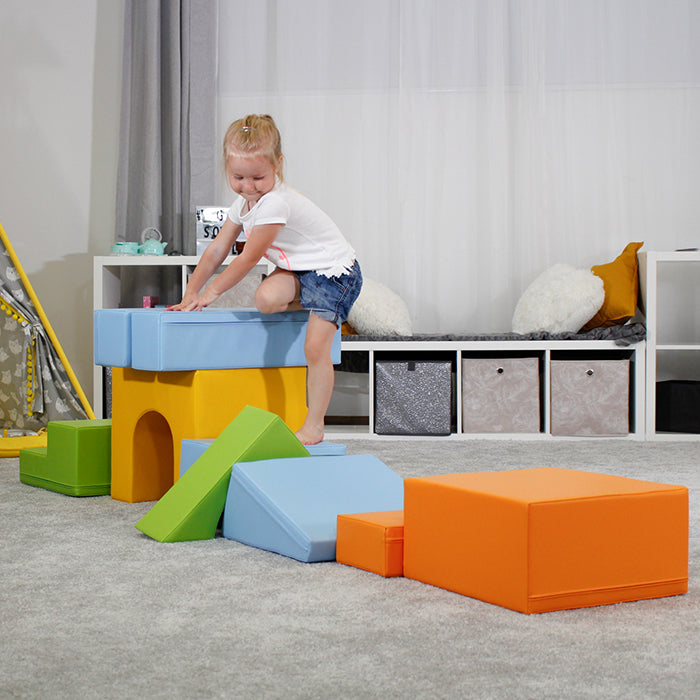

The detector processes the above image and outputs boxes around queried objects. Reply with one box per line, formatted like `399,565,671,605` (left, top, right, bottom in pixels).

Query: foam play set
13,296,690,615
128,403,689,611
18,406,689,613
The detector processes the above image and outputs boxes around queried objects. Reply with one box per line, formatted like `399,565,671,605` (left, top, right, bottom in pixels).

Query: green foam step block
135,405,310,542
19,419,112,497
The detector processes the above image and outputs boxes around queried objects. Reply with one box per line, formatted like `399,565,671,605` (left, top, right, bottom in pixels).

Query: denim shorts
295,260,363,326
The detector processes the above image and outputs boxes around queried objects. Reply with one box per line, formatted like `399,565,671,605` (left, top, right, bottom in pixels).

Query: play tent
0,222,94,456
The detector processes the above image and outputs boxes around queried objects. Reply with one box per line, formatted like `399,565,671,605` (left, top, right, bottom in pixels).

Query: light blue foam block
131,308,340,371
179,438,346,477
93,308,151,368
94,308,341,371
222,454,404,562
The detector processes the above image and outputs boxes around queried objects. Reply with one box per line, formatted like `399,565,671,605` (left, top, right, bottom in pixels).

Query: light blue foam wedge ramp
95,308,341,371
179,438,347,477
135,406,310,542
222,454,404,562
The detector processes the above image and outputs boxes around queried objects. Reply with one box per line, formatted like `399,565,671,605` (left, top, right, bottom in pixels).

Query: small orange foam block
404,467,688,614
336,511,404,577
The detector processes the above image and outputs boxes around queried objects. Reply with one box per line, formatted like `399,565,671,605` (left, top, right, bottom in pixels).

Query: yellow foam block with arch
110,365,307,503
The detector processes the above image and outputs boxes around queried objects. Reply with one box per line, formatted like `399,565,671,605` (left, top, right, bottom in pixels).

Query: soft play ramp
222,454,404,562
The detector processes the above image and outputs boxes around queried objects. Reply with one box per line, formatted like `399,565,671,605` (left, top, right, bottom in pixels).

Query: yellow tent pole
0,222,95,420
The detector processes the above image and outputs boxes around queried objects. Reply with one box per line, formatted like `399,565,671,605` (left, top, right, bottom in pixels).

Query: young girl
170,114,362,445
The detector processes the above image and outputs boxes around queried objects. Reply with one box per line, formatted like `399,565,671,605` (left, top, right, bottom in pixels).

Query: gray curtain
116,0,217,260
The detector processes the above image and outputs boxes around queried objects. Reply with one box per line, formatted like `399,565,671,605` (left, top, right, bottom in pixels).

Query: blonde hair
223,114,284,180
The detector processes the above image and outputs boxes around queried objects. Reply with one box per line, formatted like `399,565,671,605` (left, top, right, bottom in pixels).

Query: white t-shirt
228,181,356,277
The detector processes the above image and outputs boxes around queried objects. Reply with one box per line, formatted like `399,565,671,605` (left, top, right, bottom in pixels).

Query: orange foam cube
404,468,688,614
336,511,404,577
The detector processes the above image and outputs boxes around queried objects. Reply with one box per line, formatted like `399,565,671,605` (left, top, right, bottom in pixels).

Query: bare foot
295,423,324,446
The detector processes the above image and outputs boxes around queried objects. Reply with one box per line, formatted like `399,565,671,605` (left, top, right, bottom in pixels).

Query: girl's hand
167,291,201,311
167,286,221,311
192,285,221,309
167,218,243,311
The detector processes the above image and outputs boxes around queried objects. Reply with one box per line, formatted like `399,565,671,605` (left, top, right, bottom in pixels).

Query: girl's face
227,153,280,205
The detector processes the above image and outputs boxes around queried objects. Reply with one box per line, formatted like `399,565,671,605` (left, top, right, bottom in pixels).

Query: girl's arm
168,217,242,310
170,220,283,311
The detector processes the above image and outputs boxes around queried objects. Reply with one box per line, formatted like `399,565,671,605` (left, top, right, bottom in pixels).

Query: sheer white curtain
216,0,700,333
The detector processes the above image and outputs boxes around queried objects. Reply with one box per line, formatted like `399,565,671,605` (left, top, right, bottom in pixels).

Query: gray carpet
1,439,698,699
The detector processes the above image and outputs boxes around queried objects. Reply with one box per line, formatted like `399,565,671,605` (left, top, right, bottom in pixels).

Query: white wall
0,0,124,400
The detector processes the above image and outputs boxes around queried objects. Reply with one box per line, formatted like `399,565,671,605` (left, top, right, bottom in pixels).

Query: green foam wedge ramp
135,406,309,542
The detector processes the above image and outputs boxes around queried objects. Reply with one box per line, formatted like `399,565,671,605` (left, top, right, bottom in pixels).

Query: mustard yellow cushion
581,242,643,331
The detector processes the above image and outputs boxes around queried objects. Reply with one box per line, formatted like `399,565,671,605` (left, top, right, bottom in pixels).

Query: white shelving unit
638,250,700,440
326,338,646,441
94,254,225,309
93,256,648,439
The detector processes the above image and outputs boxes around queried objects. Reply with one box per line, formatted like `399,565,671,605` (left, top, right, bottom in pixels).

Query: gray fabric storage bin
462,357,540,433
374,360,453,435
550,359,629,436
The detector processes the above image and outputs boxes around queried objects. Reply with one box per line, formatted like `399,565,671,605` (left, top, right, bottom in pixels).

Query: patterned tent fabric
0,227,89,436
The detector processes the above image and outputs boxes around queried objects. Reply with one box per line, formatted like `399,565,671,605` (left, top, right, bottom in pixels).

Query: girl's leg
254,268,303,313
255,272,334,444
296,312,338,445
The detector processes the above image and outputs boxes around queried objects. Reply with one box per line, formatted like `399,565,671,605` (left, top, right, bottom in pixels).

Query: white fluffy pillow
347,278,412,336
512,264,605,334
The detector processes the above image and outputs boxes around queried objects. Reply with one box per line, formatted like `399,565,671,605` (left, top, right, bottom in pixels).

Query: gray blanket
338,323,646,372
341,322,646,346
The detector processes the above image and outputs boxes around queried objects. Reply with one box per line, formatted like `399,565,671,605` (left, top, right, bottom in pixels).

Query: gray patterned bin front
374,360,453,435
462,357,541,433
550,359,629,436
